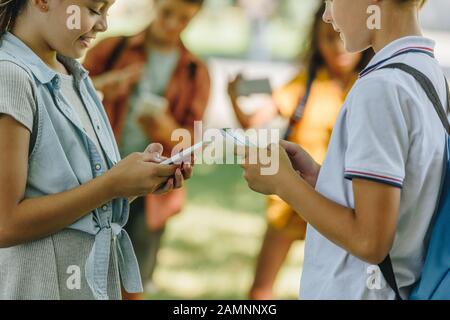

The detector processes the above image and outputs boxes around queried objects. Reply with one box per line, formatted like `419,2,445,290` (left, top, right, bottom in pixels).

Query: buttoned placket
58,65,142,299
51,75,86,134
84,129,142,300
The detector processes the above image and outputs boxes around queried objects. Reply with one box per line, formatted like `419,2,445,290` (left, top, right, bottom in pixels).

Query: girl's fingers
142,143,165,163
145,143,164,156
154,164,177,177
154,178,174,194
183,165,193,180
174,168,184,189
143,152,162,163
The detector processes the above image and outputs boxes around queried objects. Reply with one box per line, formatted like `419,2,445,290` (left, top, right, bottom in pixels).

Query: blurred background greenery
149,164,304,299
101,0,319,61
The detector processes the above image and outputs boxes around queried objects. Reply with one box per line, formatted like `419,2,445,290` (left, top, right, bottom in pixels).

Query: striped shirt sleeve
0,61,37,132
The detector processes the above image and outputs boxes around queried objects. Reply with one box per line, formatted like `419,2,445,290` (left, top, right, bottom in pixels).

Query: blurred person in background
228,2,373,300
84,0,210,300
237,0,278,60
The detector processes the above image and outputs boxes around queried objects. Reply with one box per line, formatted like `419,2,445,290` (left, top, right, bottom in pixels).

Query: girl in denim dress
0,0,192,300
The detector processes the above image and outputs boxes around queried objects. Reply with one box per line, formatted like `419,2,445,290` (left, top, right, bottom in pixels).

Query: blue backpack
377,63,450,300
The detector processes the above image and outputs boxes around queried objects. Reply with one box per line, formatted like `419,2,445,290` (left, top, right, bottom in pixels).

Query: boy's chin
343,39,369,54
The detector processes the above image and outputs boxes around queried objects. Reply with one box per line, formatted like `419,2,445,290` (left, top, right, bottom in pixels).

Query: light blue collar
1,32,89,84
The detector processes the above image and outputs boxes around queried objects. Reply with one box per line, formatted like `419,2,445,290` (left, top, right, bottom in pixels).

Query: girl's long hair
301,3,373,79
0,0,28,37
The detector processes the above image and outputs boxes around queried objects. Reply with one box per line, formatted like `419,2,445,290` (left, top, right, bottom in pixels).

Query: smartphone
235,78,272,97
161,140,213,165
220,128,257,147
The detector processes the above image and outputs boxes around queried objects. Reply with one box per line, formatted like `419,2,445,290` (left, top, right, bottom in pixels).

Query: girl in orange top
228,3,373,300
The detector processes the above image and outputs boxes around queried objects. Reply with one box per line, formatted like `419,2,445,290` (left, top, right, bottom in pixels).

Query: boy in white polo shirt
239,0,449,299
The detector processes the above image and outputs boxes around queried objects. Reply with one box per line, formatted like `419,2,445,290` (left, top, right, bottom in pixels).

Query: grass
146,164,304,300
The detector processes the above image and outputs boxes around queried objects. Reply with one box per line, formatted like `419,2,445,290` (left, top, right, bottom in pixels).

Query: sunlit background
90,0,450,299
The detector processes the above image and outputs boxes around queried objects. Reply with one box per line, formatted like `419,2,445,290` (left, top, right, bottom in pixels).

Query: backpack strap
376,62,450,300
380,63,450,134
379,256,403,300
445,77,450,116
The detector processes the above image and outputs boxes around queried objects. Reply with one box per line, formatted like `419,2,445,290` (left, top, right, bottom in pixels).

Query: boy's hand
280,140,321,188
239,143,297,196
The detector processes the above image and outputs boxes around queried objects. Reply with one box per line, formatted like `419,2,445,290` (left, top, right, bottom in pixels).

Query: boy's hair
397,0,427,8
183,0,204,5
158,0,205,6
0,0,28,37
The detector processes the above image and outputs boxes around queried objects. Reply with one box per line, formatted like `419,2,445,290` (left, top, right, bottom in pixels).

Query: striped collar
360,36,435,78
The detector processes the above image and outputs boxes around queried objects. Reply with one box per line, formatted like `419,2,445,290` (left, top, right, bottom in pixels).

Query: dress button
53,77,61,89
95,163,101,171
102,205,108,211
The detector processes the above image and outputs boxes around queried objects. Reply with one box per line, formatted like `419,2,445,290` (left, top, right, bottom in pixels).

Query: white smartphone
235,78,272,97
220,128,257,147
160,140,213,165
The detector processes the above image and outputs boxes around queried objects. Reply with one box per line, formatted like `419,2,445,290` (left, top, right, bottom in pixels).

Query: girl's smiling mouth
78,35,95,48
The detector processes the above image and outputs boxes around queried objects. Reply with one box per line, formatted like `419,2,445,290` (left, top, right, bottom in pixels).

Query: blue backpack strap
380,63,450,134
374,63,450,300
445,77,450,115
379,256,403,300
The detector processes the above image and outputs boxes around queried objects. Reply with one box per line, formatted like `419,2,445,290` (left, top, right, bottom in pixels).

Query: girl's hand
280,140,321,188
240,144,297,196
143,143,194,195
153,165,189,195
227,74,278,129
126,144,194,202
227,73,243,104
105,145,177,199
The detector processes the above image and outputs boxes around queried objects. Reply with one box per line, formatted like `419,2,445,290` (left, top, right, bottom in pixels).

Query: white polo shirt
300,36,449,300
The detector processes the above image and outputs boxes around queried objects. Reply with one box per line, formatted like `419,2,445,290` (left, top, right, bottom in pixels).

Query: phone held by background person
235,78,273,97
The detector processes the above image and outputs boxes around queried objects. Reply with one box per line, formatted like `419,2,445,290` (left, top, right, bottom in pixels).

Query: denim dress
0,33,142,300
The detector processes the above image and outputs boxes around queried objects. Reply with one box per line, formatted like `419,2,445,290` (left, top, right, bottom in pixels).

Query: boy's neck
146,25,179,53
371,6,423,53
